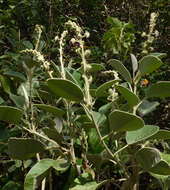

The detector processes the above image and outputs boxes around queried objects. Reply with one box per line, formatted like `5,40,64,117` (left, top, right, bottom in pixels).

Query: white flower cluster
142,12,159,54
21,49,50,70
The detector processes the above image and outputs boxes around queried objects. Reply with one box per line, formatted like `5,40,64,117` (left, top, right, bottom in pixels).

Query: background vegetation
0,0,169,189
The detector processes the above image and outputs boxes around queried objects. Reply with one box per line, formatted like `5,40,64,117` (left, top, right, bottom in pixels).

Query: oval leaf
108,59,132,83
149,52,167,59
150,160,170,175
116,85,139,107
34,104,64,118
0,106,23,123
136,147,161,170
137,100,159,116
4,71,26,81
146,81,170,98
149,130,170,140
70,181,106,190
126,125,159,144
109,110,144,132
47,78,84,102
24,159,70,190
130,54,138,74
78,63,105,73
8,138,45,160
139,55,163,75
42,127,64,145
96,79,120,98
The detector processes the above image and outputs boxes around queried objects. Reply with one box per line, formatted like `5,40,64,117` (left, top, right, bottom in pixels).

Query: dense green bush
0,0,169,189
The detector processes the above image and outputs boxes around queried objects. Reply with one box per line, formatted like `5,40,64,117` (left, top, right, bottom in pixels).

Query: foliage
0,0,170,190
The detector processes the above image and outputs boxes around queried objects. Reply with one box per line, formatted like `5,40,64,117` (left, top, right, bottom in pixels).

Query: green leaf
130,54,138,74
116,85,139,107
78,64,105,73
149,130,170,140
0,96,4,104
150,160,170,175
96,80,120,97
47,78,84,102
4,71,26,82
109,59,132,83
69,181,105,190
149,52,167,59
22,41,34,49
109,110,144,132
0,75,12,94
137,100,159,116
146,81,170,98
65,68,80,86
24,159,70,190
93,111,106,126
138,55,163,75
136,147,161,170
10,94,26,108
42,127,64,145
107,17,122,27
126,125,159,144
0,106,23,123
8,138,45,160
70,173,107,190
0,126,9,141
34,104,64,118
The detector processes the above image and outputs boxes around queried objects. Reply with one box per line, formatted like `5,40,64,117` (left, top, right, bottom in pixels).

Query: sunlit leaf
24,158,70,190
126,125,159,144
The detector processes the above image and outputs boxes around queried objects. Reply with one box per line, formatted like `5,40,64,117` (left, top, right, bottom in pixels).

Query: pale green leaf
126,125,159,144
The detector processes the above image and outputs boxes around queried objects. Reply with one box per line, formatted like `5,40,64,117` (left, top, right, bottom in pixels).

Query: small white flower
84,31,90,38
71,38,76,44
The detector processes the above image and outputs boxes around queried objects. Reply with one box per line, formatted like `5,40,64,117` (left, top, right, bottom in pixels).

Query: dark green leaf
4,71,26,82
150,160,170,175
109,59,132,83
109,110,144,132
47,78,84,102
8,138,45,160
136,147,161,170
0,106,23,123
42,127,64,145
146,81,170,98
116,85,139,107
34,104,65,118
149,130,170,140
96,80,120,97
139,55,163,75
